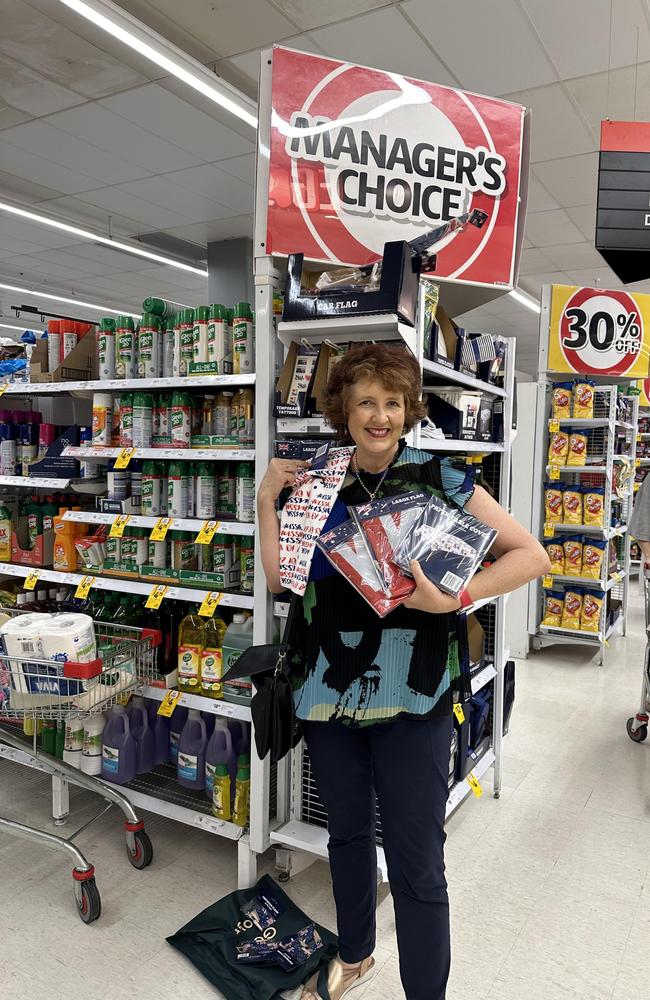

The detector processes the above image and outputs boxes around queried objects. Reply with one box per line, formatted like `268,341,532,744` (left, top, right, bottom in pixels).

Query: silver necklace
352,452,392,501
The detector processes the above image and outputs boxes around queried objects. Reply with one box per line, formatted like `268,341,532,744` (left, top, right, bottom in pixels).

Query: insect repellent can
119,393,133,448
193,306,209,365
137,313,161,378
92,392,112,446
179,309,195,376
97,317,116,379
167,461,190,517
116,316,137,379
232,302,254,375
170,391,191,448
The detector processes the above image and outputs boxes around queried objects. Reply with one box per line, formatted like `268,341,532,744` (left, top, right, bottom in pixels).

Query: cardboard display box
426,388,482,441
12,521,54,568
274,341,320,418
29,334,97,383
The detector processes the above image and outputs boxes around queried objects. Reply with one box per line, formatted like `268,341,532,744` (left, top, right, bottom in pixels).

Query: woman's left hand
402,560,461,614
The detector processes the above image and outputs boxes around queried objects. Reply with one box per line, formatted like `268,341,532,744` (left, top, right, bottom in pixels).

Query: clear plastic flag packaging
316,520,405,617
349,491,430,599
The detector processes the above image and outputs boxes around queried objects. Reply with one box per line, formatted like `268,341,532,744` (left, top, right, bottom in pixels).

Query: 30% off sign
551,287,647,377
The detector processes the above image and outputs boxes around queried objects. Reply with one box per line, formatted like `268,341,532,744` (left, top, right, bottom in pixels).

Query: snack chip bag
545,541,565,574
561,588,583,629
544,484,563,523
542,590,564,627
581,590,604,633
563,536,583,576
582,487,605,526
566,431,588,466
581,540,606,580
548,430,569,466
573,380,595,419
562,487,582,524
551,382,572,419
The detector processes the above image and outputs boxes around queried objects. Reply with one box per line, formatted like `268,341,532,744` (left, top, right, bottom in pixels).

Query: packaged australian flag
393,494,497,597
349,491,430,599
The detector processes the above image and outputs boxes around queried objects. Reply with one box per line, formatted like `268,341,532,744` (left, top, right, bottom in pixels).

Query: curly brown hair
322,342,426,442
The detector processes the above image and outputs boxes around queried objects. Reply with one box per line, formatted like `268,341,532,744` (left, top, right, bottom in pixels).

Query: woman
258,343,549,1000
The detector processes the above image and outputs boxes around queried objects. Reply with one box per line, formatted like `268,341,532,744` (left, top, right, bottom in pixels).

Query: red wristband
457,588,473,611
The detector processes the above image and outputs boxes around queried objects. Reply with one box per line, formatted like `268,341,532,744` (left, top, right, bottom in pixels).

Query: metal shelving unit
61,510,255,535
62,445,253,462
2,374,255,395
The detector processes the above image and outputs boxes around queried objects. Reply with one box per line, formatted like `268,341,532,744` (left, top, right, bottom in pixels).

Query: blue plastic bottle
128,696,155,774
169,705,189,766
101,705,137,784
177,709,207,790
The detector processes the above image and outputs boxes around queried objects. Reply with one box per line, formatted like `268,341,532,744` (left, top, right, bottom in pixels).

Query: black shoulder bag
221,594,302,764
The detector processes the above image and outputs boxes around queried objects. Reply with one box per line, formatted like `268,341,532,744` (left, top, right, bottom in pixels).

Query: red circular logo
559,288,643,376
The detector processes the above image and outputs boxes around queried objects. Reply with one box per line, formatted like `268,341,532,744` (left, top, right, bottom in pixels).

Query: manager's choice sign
262,46,528,285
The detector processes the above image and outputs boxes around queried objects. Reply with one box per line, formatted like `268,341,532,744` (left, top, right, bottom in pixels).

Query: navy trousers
302,714,452,1000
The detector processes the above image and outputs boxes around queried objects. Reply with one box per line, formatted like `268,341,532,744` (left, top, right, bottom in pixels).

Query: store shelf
276,416,332,436
138,685,251,722
2,374,256,395
270,820,389,882
548,524,627,539
555,418,612,427
617,421,636,431
538,624,603,642
639,459,650,466
446,748,496,817
543,572,626,591
62,446,253,462
277,314,417,353
0,562,255,609
470,662,497,695
61,510,255,536
0,474,102,490
420,439,505,454
545,465,609,475
421,359,506,397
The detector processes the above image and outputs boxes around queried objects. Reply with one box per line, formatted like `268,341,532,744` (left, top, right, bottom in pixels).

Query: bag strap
280,592,301,652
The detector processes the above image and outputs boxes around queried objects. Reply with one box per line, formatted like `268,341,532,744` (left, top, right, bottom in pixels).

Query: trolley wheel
76,877,101,924
278,871,290,883
126,829,154,869
626,718,648,743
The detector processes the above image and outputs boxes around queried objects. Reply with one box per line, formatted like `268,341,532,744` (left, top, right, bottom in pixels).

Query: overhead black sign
596,120,650,283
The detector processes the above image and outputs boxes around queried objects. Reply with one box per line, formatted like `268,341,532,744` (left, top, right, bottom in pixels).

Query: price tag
74,575,94,600
109,514,130,538
635,482,641,492
114,446,136,469
24,569,41,591
195,519,220,545
613,571,623,583
145,584,168,609
0,383,9,398
453,702,466,725
199,591,223,618
467,772,483,798
157,690,182,717
637,434,642,443
549,286,645,378
635,458,641,467
549,418,560,433
150,517,172,541
543,522,555,537
542,575,552,589
549,466,561,480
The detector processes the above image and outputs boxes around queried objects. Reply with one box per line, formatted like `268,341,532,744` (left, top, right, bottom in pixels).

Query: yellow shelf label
543,522,555,537
637,434,642,443
199,591,223,618
635,458,641,467
109,513,130,538
467,772,483,798
549,418,560,433
145,584,168,609
24,569,41,591
542,575,552,589
635,482,641,492
453,702,466,725
195,519,221,546
157,690,182,717
74,575,94,600
114,446,136,469
150,516,171,541
549,466,561,480
0,383,9,399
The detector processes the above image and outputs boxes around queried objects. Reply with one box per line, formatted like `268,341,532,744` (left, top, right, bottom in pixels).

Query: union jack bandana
279,446,354,595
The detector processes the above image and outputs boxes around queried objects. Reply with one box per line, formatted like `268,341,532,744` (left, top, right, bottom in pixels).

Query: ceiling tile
566,62,650,138
1,120,151,186
46,105,202,174
68,187,195,231
526,173,560,213
519,270,573,297
566,204,597,242
0,54,83,118
163,164,253,216
0,0,148,99
35,195,142,239
271,0,391,31
521,0,650,77
539,242,605,271
308,7,457,85
113,177,238,223
533,153,598,209
0,216,81,251
0,140,101,196
0,252,101,282
0,105,32,130
566,267,623,289
0,169,63,204
524,209,585,247
164,216,254,244
504,83,595,162
518,247,552,275
220,31,324,93
216,154,256,187
99,83,254,164
402,0,557,94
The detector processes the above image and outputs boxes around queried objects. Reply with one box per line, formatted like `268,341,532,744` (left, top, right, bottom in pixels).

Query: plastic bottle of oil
177,606,204,694
200,614,227,699
212,763,232,820
233,757,251,828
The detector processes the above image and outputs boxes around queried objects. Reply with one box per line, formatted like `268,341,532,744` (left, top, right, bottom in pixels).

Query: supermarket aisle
1,584,648,1000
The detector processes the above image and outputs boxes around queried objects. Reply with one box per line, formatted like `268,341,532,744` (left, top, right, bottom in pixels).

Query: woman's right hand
258,458,311,501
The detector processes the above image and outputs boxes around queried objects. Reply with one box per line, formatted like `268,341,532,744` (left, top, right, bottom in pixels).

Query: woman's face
346,378,406,464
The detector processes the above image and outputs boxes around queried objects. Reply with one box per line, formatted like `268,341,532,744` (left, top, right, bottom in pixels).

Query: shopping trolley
0,615,161,923
626,564,650,743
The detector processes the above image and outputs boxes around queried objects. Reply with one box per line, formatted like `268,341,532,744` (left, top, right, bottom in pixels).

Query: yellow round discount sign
548,284,650,377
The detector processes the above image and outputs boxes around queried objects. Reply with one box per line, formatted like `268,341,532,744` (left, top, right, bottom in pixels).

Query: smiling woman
256,342,549,1000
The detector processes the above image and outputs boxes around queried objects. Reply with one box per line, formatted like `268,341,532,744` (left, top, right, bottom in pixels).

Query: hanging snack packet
582,486,605,526
581,590,604,633
542,590,564,627
544,483,563,523
548,430,569,466
573,379,595,419
551,382,572,419
317,520,405,617
561,587,583,629
566,430,588,466
545,541,565,574
581,539,606,580
563,536,583,576
562,487,583,524
349,491,429,600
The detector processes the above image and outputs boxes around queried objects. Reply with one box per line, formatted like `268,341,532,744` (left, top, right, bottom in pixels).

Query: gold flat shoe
301,956,376,1000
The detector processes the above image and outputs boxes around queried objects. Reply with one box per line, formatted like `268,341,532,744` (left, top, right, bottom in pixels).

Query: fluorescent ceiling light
0,200,208,277
509,289,541,314
57,0,258,129
0,282,140,319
